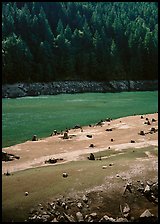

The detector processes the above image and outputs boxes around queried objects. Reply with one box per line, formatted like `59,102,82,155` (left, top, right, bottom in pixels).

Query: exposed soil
2,113,158,222
2,113,158,174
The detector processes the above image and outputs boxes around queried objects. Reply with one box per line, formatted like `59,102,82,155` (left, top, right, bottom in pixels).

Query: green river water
2,91,158,148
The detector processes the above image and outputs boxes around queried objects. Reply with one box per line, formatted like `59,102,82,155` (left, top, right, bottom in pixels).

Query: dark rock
106,118,111,122
2,152,12,161
25,191,29,196
53,130,57,135
139,130,145,135
2,151,19,161
150,127,156,132
74,124,82,129
102,165,107,169
131,140,135,143
65,128,69,133
111,138,114,142
152,118,156,122
63,132,69,139
2,151,8,161
145,121,151,125
89,143,95,148
88,153,95,160
86,134,92,138
45,158,57,164
150,182,158,197
123,183,132,194
32,135,38,141
106,128,112,131
2,80,158,99
96,121,103,126
4,171,11,176
63,173,68,178
154,198,158,204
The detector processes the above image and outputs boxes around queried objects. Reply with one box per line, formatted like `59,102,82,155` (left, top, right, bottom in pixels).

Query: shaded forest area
2,2,158,84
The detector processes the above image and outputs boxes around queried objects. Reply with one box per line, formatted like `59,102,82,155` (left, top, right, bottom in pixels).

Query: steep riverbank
2,80,158,98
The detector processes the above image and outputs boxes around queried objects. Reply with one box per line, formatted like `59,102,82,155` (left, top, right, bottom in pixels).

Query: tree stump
63,132,69,139
89,144,95,148
54,130,57,135
32,135,38,141
140,130,145,135
88,153,95,160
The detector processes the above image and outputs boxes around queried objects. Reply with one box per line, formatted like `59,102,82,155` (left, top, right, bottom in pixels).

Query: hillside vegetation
2,2,158,84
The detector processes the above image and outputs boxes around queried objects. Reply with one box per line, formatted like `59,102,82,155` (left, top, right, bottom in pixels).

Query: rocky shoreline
27,179,158,222
2,80,158,98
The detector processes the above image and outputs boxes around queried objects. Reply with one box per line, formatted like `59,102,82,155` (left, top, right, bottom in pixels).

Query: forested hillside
2,2,158,84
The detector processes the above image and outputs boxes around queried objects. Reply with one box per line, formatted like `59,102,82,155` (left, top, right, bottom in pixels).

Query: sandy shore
2,113,158,173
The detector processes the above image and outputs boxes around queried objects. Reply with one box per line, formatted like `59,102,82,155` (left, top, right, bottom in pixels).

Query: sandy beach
2,113,158,174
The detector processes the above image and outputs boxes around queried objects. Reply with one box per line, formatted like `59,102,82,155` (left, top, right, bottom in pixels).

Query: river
2,91,158,148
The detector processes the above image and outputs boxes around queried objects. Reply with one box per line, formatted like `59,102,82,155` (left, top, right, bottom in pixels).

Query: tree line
2,2,158,84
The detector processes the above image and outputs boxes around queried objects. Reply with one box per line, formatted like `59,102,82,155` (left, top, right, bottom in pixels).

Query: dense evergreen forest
2,2,158,84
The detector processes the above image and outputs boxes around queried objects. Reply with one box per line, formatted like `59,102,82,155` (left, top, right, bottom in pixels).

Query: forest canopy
2,2,158,84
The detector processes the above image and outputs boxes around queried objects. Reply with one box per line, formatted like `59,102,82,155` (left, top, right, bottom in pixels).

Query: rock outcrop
2,80,158,98
27,179,158,222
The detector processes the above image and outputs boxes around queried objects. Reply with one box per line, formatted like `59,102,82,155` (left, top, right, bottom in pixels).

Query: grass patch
2,160,110,221
150,147,158,156
89,146,157,161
